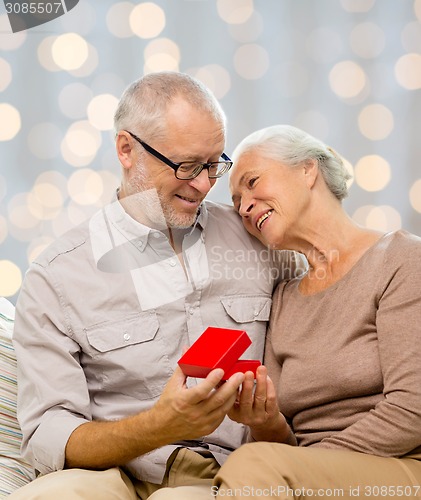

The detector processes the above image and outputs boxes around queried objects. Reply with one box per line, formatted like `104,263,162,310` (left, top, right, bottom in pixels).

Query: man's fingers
186,368,225,405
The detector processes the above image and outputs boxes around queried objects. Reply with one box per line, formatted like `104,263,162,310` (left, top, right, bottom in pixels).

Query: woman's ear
303,159,318,189
116,131,135,170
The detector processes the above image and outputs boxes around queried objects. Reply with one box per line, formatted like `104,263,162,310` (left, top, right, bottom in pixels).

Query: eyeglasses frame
124,130,233,180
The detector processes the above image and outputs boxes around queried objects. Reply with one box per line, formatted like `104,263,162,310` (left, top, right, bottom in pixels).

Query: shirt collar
91,190,207,261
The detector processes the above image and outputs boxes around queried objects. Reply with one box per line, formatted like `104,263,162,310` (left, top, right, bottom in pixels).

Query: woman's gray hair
233,125,352,201
114,71,226,142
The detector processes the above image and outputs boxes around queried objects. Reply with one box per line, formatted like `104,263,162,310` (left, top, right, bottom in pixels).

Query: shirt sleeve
314,236,421,457
13,262,91,474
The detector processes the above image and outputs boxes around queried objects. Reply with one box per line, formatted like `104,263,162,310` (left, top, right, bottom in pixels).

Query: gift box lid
178,326,260,380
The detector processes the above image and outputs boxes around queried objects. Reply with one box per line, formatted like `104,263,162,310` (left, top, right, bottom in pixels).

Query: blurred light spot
401,21,421,53
61,121,102,167
0,103,21,141
306,28,343,63
352,204,376,227
234,44,269,80
0,215,8,245
0,15,26,50
329,61,367,99
217,0,253,24
59,83,93,119
350,22,385,59
60,1,96,36
366,206,402,232
29,183,64,220
294,110,329,141
87,94,119,131
37,36,60,72
0,260,22,297
27,237,54,264
106,2,134,38
190,65,231,100
52,33,89,71
409,179,421,213
395,53,421,90
0,59,12,92
144,38,180,73
68,169,104,205
228,11,263,43
415,0,421,22
35,171,68,200
358,104,394,140
8,193,39,230
68,43,98,78
340,0,375,12
354,155,391,192
130,2,165,39
28,123,63,160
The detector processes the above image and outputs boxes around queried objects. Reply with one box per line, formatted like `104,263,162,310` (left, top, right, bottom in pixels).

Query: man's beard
127,166,199,229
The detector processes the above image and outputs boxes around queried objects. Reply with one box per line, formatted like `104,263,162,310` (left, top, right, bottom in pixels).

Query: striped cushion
0,298,35,496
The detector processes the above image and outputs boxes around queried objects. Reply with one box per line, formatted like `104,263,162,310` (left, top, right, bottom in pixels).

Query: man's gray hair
114,71,226,142
233,125,352,201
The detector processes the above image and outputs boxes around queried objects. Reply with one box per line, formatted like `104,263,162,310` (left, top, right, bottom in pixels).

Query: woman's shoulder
382,229,421,262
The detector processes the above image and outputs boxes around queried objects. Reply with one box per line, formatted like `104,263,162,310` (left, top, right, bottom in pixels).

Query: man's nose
188,169,212,194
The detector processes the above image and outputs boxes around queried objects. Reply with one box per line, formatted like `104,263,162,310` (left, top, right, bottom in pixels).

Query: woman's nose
239,198,254,218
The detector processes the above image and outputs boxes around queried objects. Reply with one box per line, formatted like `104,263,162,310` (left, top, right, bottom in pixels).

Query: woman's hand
228,365,295,444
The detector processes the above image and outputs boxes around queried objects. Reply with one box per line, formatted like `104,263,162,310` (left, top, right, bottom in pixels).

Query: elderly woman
214,125,421,498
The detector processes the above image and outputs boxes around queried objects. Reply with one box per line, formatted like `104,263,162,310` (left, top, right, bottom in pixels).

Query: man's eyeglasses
125,130,233,180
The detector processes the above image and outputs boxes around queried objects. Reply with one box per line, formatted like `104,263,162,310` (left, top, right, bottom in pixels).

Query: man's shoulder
203,200,237,216
32,220,90,268
202,200,243,228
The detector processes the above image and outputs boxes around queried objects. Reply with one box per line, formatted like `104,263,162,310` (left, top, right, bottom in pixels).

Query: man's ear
116,131,135,170
303,159,318,189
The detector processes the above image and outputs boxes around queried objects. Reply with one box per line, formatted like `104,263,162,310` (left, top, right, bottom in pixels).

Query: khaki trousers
214,443,421,499
7,448,218,500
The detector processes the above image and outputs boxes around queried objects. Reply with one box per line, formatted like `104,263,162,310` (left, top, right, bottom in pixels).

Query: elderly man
11,72,303,499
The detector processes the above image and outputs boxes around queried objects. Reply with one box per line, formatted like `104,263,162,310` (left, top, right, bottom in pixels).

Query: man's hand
150,366,245,440
65,367,245,470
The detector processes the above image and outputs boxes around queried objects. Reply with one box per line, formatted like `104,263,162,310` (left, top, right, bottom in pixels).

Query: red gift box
178,327,261,380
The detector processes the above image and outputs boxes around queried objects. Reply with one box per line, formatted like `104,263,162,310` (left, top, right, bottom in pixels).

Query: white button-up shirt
13,198,305,483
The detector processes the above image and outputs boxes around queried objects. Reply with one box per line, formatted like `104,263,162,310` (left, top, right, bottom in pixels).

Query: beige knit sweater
266,230,421,459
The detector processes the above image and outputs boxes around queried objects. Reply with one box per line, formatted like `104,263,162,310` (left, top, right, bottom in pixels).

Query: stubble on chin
125,169,199,230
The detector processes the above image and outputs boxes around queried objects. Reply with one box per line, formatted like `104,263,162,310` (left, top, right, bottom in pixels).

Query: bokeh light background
1,0,421,303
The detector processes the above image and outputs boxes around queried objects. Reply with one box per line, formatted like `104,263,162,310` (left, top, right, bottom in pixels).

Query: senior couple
10,72,421,499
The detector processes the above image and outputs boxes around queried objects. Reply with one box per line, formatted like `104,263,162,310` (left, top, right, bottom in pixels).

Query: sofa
0,297,35,497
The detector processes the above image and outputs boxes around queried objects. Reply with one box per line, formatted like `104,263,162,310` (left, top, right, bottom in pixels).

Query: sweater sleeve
314,234,421,457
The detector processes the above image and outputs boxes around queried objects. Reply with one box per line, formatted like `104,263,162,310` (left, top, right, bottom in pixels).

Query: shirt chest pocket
86,312,159,352
221,295,271,323
219,295,272,359
84,312,172,400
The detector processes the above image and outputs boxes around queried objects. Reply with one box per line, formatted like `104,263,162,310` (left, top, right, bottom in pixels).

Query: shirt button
189,309,194,315
153,233,161,239
169,259,176,266
253,311,259,317
123,333,130,341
